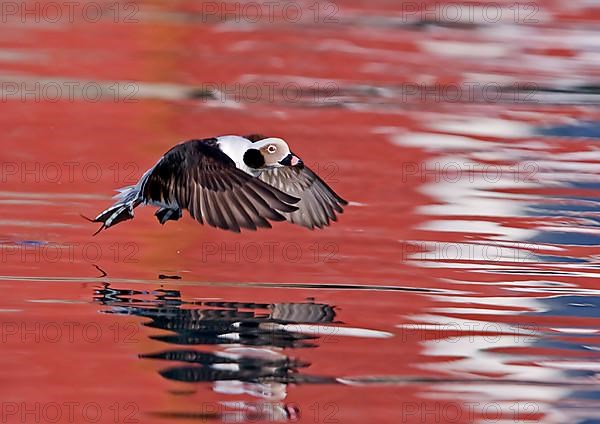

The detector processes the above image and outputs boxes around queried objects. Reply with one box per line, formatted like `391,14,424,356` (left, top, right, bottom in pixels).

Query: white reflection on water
401,292,600,423
380,94,599,422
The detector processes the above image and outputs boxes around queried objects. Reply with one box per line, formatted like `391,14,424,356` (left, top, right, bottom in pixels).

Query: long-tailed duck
89,135,347,234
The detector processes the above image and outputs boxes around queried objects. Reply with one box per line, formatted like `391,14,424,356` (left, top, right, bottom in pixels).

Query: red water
1,1,600,423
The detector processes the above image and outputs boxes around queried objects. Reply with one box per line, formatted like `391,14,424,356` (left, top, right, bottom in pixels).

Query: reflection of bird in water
94,284,392,421
141,348,311,384
94,284,338,388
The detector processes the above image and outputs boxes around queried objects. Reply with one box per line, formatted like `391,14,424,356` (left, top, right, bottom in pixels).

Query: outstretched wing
141,139,299,232
258,165,347,229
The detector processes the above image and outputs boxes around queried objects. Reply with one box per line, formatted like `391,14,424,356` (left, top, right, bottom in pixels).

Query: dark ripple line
0,275,457,293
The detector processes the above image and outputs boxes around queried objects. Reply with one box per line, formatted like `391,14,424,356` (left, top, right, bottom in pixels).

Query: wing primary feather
249,181,298,213
205,190,227,230
224,191,257,231
215,191,241,233
242,185,287,222
313,185,336,222
234,189,272,228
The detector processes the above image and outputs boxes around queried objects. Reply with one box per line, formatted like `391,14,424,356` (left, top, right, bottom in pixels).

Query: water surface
1,1,599,423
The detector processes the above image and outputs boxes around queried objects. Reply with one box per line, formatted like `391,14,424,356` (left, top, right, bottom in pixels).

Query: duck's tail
85,185,142,235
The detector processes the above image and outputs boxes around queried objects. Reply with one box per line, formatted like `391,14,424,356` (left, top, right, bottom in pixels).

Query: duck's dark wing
258,165,347,229
141,139,299,232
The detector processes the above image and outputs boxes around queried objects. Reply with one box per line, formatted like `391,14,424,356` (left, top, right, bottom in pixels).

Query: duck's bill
279,153,302,167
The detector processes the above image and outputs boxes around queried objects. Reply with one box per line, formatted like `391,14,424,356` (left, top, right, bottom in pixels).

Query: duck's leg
155,208,182,225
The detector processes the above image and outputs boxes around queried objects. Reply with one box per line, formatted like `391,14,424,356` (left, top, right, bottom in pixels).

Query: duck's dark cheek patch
243,149,265,168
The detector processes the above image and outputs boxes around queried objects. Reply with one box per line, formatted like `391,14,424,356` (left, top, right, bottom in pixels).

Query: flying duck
89,135,347,234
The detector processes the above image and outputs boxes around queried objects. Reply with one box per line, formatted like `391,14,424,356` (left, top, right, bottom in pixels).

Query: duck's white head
243,137,302,170
217,135,302,176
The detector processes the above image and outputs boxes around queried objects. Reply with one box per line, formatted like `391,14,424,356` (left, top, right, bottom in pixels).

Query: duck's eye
267,145,277,154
